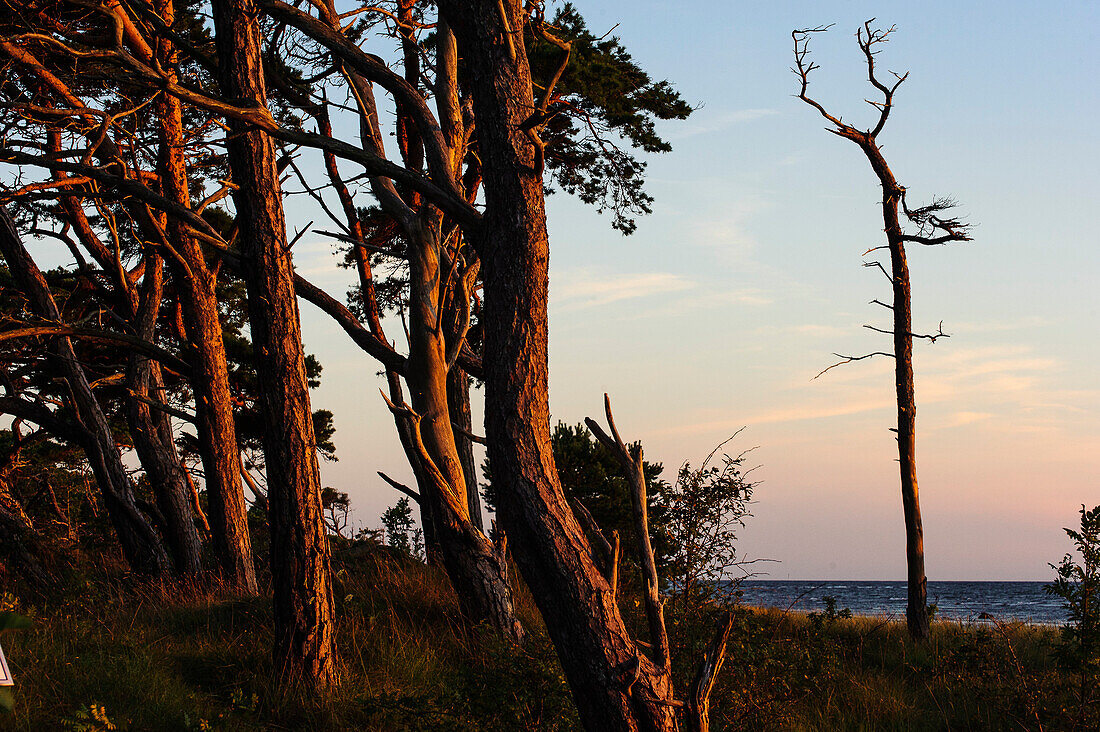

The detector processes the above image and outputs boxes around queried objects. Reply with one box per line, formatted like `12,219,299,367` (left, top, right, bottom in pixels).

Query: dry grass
0,549,1093,731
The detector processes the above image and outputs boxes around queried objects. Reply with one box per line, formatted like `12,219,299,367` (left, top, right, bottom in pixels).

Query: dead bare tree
793,20,972,641
586,394,734,732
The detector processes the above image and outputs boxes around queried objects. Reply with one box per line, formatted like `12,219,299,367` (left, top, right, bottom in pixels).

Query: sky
280,1,1100,581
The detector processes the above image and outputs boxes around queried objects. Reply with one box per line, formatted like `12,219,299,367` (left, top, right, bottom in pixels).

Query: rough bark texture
448,366,484,532
125,250,203,576
212,0,337,689
0,208,171,575
437,3,676,728
403,214,523,642
153,16,257,590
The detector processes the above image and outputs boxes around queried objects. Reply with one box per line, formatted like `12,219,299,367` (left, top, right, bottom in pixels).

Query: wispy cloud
947,316,1053,334
662,288,774,315
668,108,778,140
939,411,994,429
790,323,854,339
552,270,693,310
656,397,894,437
291,240,352,287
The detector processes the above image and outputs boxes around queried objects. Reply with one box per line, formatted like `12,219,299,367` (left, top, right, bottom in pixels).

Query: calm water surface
737,581,1067,624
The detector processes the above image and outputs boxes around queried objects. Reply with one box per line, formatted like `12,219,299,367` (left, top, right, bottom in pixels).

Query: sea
737,580,1068,625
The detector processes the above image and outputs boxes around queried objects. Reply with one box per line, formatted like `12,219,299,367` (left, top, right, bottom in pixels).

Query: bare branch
377,471,421,504
863,260,894,283
450,421,487,446
813,351,895,380
863,321,948,343
685,611,734,732
791,25,854,134
856,20,908,137
586,394,670,674
379,390,466,519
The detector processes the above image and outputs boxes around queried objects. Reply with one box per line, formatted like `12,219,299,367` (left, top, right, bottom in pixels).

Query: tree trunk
0,208,171,575
437,4,676,728
176,277,259,592
7,27,254,585
125,249,204,576
868,141,930,642
154,15,257,590
888,231,930,641
296,0,517,636
404,214,523,641
212,0,337,690
448,365,484,532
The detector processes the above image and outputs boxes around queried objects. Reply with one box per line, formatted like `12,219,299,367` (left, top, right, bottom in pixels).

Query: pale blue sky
290,1,1100,580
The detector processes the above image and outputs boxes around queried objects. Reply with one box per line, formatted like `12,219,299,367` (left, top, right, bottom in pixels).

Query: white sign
0,641,12,686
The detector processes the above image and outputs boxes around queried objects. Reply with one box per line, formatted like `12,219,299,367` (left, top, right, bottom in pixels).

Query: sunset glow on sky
283,0,1100,580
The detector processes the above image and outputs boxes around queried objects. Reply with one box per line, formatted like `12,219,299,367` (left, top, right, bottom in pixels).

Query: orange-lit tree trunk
212,0,337,689
438,2,677,727
153,0,257,592
270,0,522,640
125,247,204,576
0,39,206,578
448,366,484,532
401,211,523,641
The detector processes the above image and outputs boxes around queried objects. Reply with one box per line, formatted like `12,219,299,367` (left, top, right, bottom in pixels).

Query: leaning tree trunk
125,248,204,576
437,3,677,728
153,12,258,591
291,0,514,633
0,208,171,575
212,0,337,690
171,259,259,591
402,212,523,642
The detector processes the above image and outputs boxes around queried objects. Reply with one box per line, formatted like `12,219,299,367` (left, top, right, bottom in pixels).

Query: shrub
1046,504,1100,674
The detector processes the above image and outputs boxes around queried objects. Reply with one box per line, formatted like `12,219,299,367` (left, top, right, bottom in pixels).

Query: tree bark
448,366,484,532
153,6,258,591
402,213,523,641
437,3,676,728
7,24,256,586
862,142,930,642
0,208,171,575
285,0,520,639
886,207,930,642
212,0,337,690
124,249,204,576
